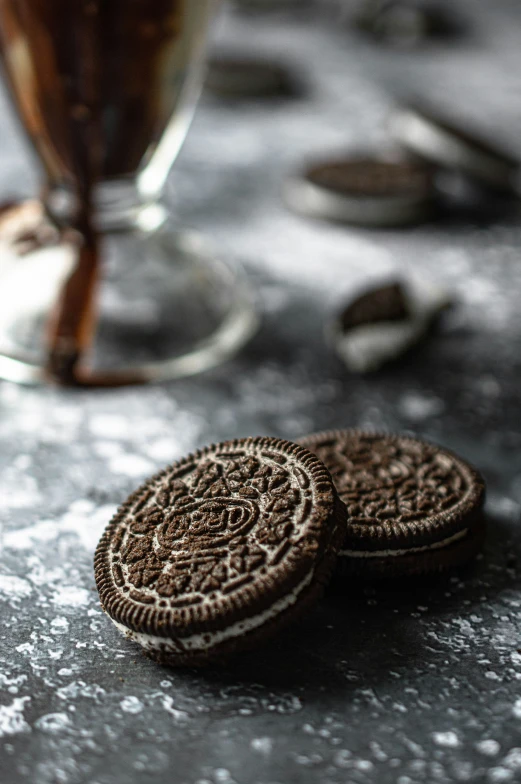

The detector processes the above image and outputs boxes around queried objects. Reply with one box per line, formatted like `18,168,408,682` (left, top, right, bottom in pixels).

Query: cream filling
340,528,468,559
111,567,315,654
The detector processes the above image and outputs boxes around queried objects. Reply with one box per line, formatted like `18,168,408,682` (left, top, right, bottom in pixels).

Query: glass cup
0,0,256,385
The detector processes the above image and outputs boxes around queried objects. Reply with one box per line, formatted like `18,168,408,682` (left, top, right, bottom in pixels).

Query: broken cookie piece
330,279,452,373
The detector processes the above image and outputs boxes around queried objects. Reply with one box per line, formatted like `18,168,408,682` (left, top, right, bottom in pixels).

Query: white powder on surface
432,731,460,748
161,696,190,724
0,574,32,598
88,414,130,440
34,712,71,734
120,697,143,715
488,767,514,783
0,674,27,695
476,740,501,757
250,737,273,754
503,748,521,771
108,454,155,478
4,501,116,555
51,586,91,608
0,697,31,737
399,392,445,422
512,699,521,719
50,617,69,634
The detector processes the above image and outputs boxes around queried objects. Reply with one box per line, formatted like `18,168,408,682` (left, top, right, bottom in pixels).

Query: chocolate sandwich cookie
299,430,486,578
94,437,344,666
390,104,520,194
232,0,304,11
354,1,462,48
205,56,295,98
284,156,435,227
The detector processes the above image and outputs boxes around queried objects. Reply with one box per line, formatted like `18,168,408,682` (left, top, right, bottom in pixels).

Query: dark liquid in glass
0,0,212,382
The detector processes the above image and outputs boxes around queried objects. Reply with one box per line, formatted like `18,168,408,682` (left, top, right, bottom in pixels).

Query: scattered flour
399,392,445,421
120,697,143,715
488,768,514,783
512,699,521,719
50,617,70,634
0,697,31,737
108,454,155,478
432,731,460,748
477,740,501,757
34,712,71,734
250,737,273,754
0,574,32,599
503,748,521,771
334,750,352,768
161,695,190,724
93,441,123,459
144,438,180,462
88,414,130,440
213,770,236,784
51,586,91,608
0,674,28,695
4,501,116,554
56,681,106,701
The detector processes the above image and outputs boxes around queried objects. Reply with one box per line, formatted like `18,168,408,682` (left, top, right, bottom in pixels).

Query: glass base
0,202,257,385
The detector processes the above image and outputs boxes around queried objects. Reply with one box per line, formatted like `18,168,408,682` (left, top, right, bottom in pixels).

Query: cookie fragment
339,282,409,332
299,430,486,578
232,0,305,11
94,436,344,665
205,56,296,98
330,280,452,373
390,103,520,194
354,1,463,48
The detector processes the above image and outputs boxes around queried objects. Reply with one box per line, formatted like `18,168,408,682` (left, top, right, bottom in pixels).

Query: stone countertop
2,3,521,783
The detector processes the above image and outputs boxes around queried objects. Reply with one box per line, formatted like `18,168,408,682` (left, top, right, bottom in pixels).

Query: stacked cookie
94,431,485,666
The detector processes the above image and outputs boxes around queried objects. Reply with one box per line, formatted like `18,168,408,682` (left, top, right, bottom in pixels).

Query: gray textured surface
2,3,521,783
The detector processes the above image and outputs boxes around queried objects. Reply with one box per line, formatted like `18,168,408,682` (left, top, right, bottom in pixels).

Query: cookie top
94,437,340,642
299,430,485,555
306,158,433,199
284,155,435,228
